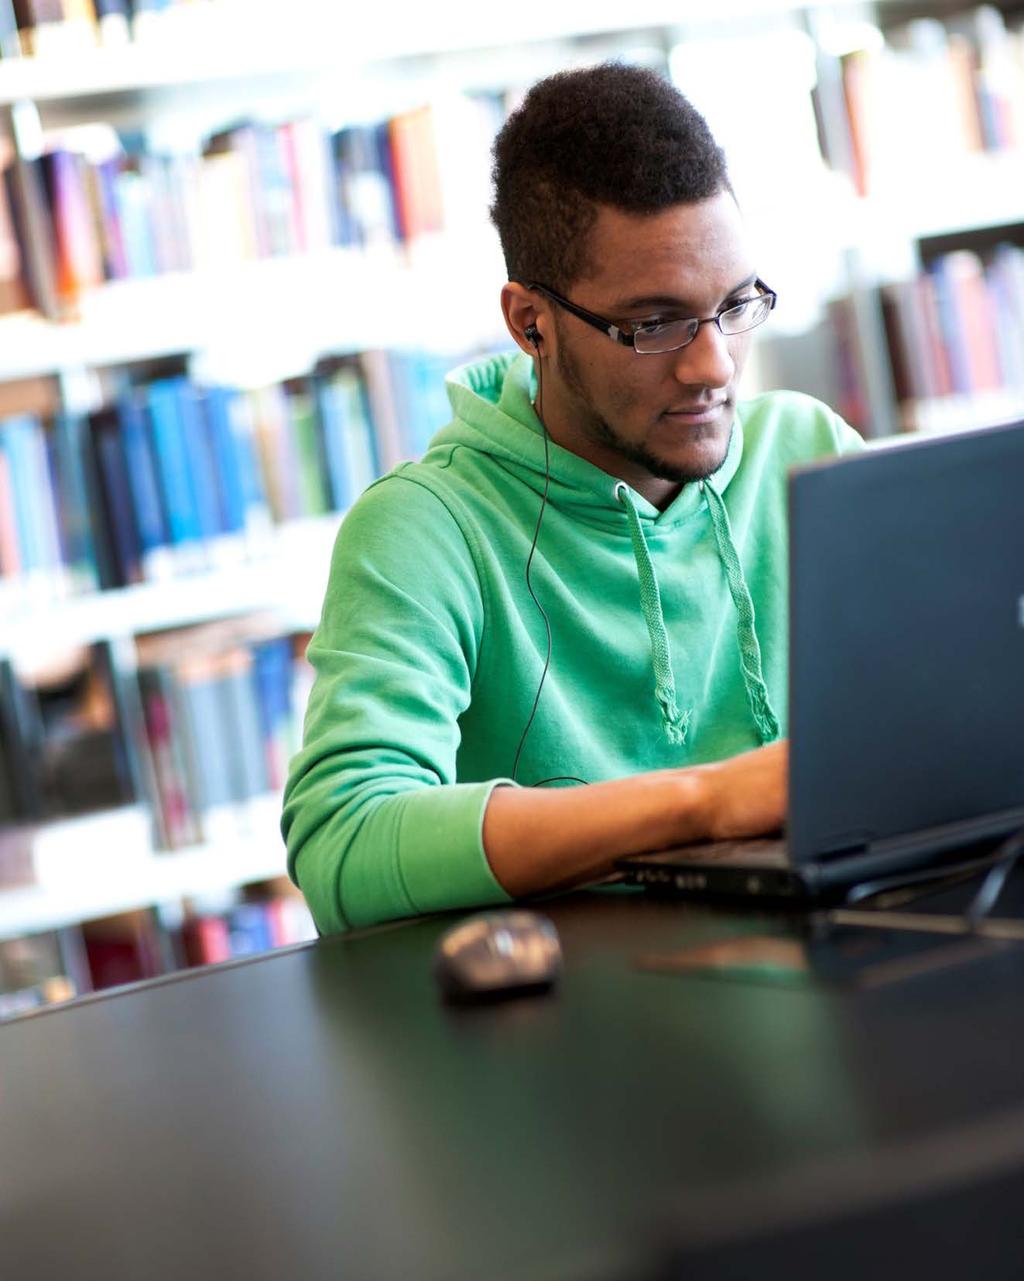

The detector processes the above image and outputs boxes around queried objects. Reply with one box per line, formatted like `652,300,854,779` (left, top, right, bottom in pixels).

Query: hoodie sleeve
282,474,514,933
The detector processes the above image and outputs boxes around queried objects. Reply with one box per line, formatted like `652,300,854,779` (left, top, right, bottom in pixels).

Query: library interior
3,1,1024,1275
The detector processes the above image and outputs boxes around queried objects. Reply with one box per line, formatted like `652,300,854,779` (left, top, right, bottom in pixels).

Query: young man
283,64,863,933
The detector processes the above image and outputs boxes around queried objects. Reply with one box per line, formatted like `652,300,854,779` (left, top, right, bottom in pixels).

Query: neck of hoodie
441,352,779,747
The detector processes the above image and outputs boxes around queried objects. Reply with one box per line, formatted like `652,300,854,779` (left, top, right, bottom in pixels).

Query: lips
663,400,728,423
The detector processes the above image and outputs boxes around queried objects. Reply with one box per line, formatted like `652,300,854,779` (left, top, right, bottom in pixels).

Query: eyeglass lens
634,293,774,354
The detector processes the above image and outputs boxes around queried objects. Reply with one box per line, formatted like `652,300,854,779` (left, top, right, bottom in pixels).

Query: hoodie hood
441,351,745,528
439,351,779,748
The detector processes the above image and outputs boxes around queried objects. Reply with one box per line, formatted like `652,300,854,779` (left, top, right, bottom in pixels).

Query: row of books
0,887,317,1021
0,0,209,58
0,346,461,606
881,244,1024,406
0,621,312,842
822,8,1024,196
135,624,312,849
0,94,502,316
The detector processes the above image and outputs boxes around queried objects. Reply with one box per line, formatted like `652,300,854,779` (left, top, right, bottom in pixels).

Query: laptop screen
787,419,1024,865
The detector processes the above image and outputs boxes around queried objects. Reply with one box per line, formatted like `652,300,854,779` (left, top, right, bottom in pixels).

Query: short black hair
491,62,730,292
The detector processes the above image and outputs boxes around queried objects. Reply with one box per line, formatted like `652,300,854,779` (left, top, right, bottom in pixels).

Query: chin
654,425,733,484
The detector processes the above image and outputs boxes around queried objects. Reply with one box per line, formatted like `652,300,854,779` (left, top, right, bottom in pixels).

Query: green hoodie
283,352,862,932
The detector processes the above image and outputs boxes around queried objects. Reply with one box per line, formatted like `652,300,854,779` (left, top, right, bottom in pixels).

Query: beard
555,333,733,486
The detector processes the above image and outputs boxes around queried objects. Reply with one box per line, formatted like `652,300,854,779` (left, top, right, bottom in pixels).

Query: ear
502,282,551,357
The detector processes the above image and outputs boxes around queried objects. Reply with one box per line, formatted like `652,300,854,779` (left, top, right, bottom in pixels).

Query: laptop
616,418,1024,904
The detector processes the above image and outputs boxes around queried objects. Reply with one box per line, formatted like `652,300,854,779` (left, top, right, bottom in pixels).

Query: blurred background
1,0,1022,1016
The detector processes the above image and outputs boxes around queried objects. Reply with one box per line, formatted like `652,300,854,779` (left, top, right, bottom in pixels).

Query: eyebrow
611,273,759,315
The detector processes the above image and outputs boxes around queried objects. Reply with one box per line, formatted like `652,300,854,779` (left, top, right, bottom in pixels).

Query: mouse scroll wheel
491,930,515,957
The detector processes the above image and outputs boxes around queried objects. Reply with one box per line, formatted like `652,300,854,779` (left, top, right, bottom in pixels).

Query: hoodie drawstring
615,483,691,745
615,479,781,749
701,480,781,744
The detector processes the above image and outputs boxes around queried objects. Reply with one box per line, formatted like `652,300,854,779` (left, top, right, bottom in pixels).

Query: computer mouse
433,910,562,1003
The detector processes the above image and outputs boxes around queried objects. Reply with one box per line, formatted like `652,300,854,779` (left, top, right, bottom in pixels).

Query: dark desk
4,889,1024,1280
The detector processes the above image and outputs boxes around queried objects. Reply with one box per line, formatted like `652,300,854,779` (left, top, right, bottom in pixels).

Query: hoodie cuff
397,780,517,914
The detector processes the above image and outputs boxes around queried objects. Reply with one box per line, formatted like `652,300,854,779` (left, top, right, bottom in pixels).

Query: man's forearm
482,741,787,899
483,769,706,897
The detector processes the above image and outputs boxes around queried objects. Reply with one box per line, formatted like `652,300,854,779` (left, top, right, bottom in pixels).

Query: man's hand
484,739,789,899
689,739,789,841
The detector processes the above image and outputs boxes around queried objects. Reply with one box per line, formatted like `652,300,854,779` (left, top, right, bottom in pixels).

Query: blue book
408,351,455,456
218,651,269,801
251,637,294,786
203,386,248,535
145,379,202,550
314,372,351,509
172,379,224,541
50,413,98,591
113,168,156,279
176,664,236,813
227,903,274,957
1,416,46,575
230,392,271,530
118,392,171,563
928,258,972,396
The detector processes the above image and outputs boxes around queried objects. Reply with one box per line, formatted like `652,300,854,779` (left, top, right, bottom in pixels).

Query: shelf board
0,796,289,939
861,151,1024,245
0,514,340,663
900,390,1024,435
0,241,510,382
0,3,821,107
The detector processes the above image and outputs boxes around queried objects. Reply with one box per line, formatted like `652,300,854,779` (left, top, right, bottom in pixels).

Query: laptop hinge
813,806,1024,889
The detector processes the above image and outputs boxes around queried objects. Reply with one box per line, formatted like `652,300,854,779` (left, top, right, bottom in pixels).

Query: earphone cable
511,349,554,783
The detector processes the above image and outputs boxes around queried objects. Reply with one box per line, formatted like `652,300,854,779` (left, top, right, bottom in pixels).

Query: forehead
575,193,751,308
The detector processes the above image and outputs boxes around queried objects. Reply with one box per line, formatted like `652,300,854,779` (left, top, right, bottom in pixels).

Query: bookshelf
0,794,288,939
0,513,337,664
1,0,1022,1012
0,246,509,382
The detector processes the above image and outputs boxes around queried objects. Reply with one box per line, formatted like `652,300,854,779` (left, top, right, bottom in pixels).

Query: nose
670,320,735,389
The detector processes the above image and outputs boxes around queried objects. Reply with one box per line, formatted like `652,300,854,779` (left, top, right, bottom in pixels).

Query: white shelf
0,796,289,939
900,390,1024,435
853,151,1024,272
0,2,819,107
0,240,510,382
0,514,340,664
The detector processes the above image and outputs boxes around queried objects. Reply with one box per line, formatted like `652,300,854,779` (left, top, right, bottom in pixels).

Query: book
202,384,272,546
0,140,29,314
145,378,205,566
313,360,379,510
359,349,405,471
2,155,60,318
251,636,295,789
248,384,302,523
283,378,330,518
218,647,270,804
0,443,20,606
116,390,174,580
0,657,43,819
988,244,1024,392
0,0,23,57
40,148,105,305
1,415,55,599
92,0,130,46
86,406,144,587
137,664,201,849
180,912,232,966
81,910,165,991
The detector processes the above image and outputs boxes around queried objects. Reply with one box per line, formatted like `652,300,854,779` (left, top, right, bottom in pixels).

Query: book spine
145,379,205,566
88,408,144,586
116,391,176,579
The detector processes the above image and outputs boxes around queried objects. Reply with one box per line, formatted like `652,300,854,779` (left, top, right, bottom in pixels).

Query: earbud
525,324,540,348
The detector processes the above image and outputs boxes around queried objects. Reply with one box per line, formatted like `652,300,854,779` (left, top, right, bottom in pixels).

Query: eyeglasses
521,278,777,355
